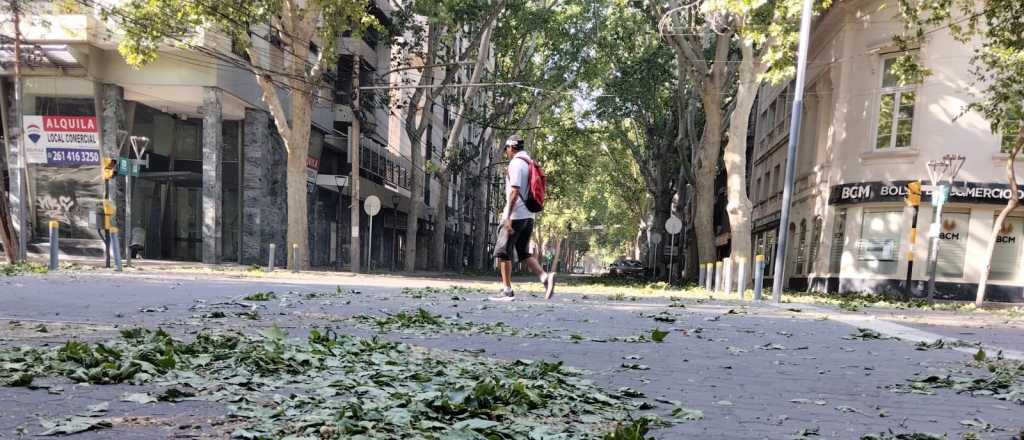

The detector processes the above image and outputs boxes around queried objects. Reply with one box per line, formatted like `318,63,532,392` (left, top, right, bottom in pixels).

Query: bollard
698,263,706,289
48,221,59,271
705,263,713,291
736,259,747,300
722,258,732,296
267,243,276,272
109,227,123,272
291,244,299,273
753,255,765,301
714,261,723,293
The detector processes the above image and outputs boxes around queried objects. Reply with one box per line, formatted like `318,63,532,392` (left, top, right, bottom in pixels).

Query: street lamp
924,154,965,300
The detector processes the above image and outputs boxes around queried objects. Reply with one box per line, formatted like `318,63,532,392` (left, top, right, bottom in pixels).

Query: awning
0,38,82,69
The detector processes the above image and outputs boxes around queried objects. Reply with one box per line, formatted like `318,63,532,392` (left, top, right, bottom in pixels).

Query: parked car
608,259,644,277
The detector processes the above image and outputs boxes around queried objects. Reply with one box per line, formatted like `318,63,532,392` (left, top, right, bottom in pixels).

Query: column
201,87,222,264
241,108,269,265
100,84,127,232
4,82,27,256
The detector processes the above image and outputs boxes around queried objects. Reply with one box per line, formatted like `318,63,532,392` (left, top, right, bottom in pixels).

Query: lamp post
125,136,149,267
925,154,965,301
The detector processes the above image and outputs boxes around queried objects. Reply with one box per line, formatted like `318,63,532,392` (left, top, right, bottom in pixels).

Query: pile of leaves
402,286,489,299
1,327,660,438
242,291,277,301
0,262,48,276
351,308,554,339
887,350,1024,405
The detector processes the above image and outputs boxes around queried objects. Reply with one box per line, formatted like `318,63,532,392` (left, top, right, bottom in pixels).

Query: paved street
1,270,1022,439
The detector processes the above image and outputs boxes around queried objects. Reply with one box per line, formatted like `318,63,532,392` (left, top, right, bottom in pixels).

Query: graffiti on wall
36,195,75,224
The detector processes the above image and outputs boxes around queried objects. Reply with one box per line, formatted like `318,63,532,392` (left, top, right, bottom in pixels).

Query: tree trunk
722,41,759,275
694,90,723,265
430,169,449,271
975,129,1021,306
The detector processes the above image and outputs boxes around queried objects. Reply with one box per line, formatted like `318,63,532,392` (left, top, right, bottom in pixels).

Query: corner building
749,0,1024,302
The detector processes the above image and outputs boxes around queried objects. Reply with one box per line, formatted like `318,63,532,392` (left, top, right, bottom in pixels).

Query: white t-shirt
504,151,535,220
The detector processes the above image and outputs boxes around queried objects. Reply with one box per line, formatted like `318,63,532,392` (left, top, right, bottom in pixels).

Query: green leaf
452,418,500,431
650,329,668,343
38,416,112,436
974,348,987,362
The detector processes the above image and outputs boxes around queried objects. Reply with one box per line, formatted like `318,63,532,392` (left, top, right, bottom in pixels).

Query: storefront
822,180,1024,301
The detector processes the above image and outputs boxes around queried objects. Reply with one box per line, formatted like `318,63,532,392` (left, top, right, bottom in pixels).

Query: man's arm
503,186,520,230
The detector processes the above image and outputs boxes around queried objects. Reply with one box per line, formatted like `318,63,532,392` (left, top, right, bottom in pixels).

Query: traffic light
102,158,117,180
905,180,922,207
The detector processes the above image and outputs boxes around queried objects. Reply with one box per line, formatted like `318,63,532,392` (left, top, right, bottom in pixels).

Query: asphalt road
1,271,1021,439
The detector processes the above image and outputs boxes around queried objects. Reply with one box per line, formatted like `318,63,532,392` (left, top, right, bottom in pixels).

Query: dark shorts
493,218,534,262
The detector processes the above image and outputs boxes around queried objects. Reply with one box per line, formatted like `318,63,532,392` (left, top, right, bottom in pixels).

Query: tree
592,3,681,277
894,0,1024,305
651,0,827,283
388,0,505,271
112,0,376,269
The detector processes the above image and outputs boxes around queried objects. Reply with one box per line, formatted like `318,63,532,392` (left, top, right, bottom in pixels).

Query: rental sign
23,116,101,166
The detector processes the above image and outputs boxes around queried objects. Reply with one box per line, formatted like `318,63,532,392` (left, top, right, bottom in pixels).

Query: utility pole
11,0,28,262
771,0,814,303
349,55,361,273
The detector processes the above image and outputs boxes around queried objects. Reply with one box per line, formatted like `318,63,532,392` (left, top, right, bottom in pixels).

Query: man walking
491,135,555,301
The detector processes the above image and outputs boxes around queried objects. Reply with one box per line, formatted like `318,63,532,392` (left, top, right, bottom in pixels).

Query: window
928,211,969,278
764,230,777,273
858,209,902,275
1001,110,1021,153
755,177,762,202
875,56,916,150
809,216,823,273
762,171,771,200
796,219,808,274
773,164,782,193
829,209,847,273
991,217,1023,281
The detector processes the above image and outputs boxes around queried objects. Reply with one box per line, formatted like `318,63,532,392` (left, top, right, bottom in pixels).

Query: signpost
364,195,381,272
665,216,683,284
925,155,965,301
649,231,662,279
123,136,149,267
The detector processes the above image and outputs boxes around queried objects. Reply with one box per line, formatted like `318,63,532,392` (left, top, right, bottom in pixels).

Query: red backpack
515,157,546,212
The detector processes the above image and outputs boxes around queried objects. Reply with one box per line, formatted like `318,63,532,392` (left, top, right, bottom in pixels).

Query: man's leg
523,256,544,277
499,260,513,289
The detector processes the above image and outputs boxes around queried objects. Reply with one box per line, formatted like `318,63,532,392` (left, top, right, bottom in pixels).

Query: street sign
665,216,683,235
364,195,381,216
649,231,662,245
117,157,140,177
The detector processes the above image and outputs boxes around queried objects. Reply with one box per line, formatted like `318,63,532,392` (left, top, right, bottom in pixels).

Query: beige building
750,0,1024,301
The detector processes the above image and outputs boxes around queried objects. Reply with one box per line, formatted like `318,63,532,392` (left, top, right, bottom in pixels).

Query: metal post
48,220,58,271
367,215,373,273
927,188,946,300
698,262,706,288
125,171,133,267
267,243,275,272
771,0,814,303
904,204,920,299
722,258,732,296
706,263,714,291
668,234,675,285
714,261,723,293
110,227,122,272
291,243,299,273
754,255,765,301
736,259,747,300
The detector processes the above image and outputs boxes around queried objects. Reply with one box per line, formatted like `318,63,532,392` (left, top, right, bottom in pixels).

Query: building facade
1,0,480,271
749,0,1024,301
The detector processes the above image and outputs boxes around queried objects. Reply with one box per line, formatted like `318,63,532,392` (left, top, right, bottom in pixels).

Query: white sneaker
544,273,556,300
489,294,516,302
